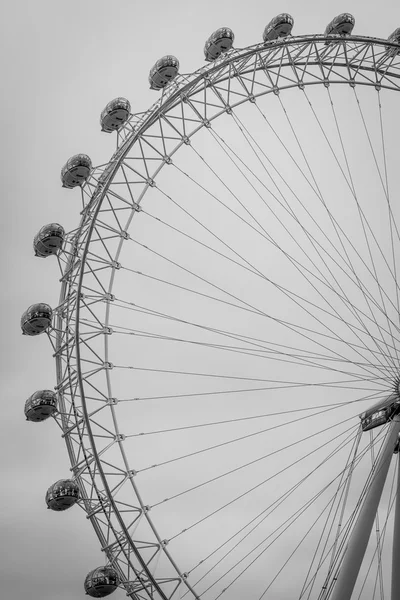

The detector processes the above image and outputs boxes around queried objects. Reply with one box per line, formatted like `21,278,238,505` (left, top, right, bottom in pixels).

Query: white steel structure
25,19,400,600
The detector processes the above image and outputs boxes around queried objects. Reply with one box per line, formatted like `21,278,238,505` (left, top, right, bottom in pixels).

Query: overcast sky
2,1,400,599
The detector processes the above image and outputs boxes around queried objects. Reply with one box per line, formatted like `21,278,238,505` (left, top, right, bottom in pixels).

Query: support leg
392,451,400,600
331,416,400,600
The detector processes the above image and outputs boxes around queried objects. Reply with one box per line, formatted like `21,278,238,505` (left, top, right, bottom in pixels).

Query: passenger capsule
100,97,131,133
45,479,80,511
387,28,400,54
61,154,92,188
149,56,179,90
263,14,294,42
25,390,57,422
204,28,234,61
84,566,120,598
33,223,65,257
21,303,53,336
324,13,355,37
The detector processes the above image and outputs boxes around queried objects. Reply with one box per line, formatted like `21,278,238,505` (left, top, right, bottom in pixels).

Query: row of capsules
21,13,400,598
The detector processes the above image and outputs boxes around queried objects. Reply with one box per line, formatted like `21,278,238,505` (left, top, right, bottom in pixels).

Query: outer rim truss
54,34,400,599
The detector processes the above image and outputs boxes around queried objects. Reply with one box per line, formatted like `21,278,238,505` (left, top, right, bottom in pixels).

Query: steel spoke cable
370,430,385,600
355,454,397,600
106,301,393,383
355,87,400,368
378,90,400,336
325,85,398,366
114,326,391,376
137,206,400,365
75,304,393,385
279,89,400,338
123,237,393,379
138,207,399,356
111,274,396,369
297,426,391,599
313,425,392,599
140,206,400,360
207,426,382,600
113,319,394,382
169,152,400,354
298,88,398,369
185,426,361,592
300,427,363,600
125,398,384,438
150,414,367,523
166,154,398,378
203,125,394,372
167,421,362,555
119,381,387,404
197,454,359,598
226,107,392,364
303,87,400,328
139,404,365,480
327,86,398,368
112,311,393,375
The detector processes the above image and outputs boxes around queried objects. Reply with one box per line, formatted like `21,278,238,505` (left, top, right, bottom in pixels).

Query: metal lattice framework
46,34,400,600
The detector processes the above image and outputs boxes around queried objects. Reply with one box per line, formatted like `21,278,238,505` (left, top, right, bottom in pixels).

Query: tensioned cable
355,87,400,370
277,89,400,345
105,302,394,384
194,429,361,598
207,424,385,600
165,150,398,378
370,430,385,600
164,153,400,360
313,425,392,599
156,416,365,541
327,85,398,368
181,427,368,593
112,291,396,374
355,454,398,600
121,236,394,380
265,90,398,371
302,87,400,337
184,425,361,594
137,403,364,479
193,128,396,375
119,379,387,403
294,426,391,599
251,97,400,348
140,206,400,363
75,307,393,387
222,108,395,371
377,89,400,337
300,427,363,600
125,397,382,438
118,234,399,371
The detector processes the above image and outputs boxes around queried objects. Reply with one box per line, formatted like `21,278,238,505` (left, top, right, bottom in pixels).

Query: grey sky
2,1,400,599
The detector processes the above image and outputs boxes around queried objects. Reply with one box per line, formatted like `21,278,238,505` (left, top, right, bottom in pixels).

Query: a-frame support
392,451,400,599
330,416,400,600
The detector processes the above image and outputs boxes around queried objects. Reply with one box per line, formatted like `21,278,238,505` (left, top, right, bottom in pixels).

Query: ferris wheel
22,12,400,600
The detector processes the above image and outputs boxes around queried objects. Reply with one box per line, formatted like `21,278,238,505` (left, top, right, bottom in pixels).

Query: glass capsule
149,55,179,90
263,14,294,42
324,13,355,37
387,28,400,55
204,28,234,61
61,154,92,188
100,97,131,133
25,390,57,422
33,223,65,257
45,479,80,511
84,566,120,598
21,303,52,336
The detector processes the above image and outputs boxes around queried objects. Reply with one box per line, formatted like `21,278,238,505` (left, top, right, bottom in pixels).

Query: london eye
22,12,400,599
